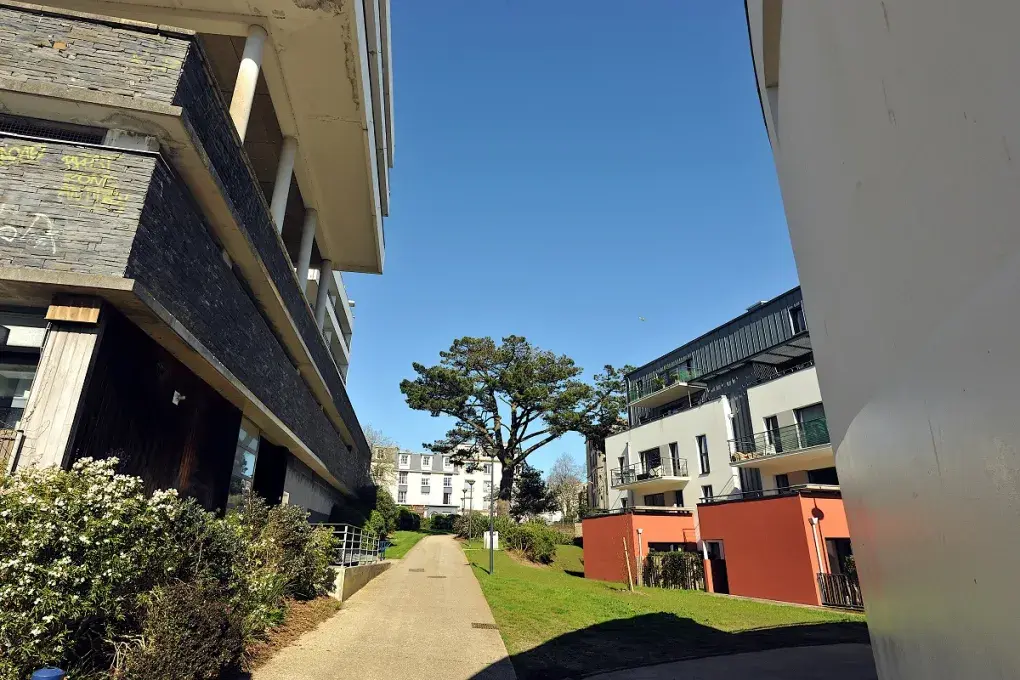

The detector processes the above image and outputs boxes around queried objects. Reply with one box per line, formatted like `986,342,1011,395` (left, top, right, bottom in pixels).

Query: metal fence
643,551,705,591
817,572,864,610
729,417,831,462
321,523,383,566
611,457,689,487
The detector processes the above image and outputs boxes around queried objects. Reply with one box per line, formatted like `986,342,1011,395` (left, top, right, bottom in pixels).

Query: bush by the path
0,458,337,680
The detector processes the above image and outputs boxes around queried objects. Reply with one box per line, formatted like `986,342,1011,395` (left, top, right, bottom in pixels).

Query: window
808,467,840,485
674,489,684,507
227,418,260,508
483,463,492,475
397,490,407,503
639,447,661,471
483,480,492,493
398,454,410,469
701,484,714,501
421,473,431,492
443,456,453,470
790,304,806,334
795,402,828,447
398,471,408,485
443,474,453,488
740,467,763,496
764,415,783,452
643,493,666,507
696,435,710,474
421,455,432,469
776,473,790,490
443,491,453,505
620,498,628,508
0,360,36,429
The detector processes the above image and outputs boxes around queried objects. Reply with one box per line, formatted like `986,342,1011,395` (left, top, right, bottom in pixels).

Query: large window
0,361,36,429
227,418,260,508
764,415,783,452
790,304,806,334
643,493,666,506
421,455,432,469
701,484,714,501
443,474,453,488
398,471,408,485
397,490,407,503
696,435,710,474
398,454,410,469
421,473,431,494
640,447,661,471
443,491,453,505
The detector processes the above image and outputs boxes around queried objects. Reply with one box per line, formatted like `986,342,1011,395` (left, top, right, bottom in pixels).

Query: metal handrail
610,457,689,487
628,365,704,403
728,417,831,463
698,483,841,505
318,523,383,566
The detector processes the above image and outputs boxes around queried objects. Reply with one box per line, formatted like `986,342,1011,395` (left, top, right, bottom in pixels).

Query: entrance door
705,541,729,594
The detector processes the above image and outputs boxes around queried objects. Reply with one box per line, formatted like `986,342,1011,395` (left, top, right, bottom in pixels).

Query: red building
581,508,697,584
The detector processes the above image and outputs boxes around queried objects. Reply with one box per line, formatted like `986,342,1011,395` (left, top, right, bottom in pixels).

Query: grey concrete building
0,0,394,521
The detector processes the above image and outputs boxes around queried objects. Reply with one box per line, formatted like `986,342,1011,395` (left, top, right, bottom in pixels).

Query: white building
744,1,1020,675
387,450,502,517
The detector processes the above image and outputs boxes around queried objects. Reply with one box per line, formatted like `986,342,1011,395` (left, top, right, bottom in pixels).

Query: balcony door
795,403,827,448
764,415,783,453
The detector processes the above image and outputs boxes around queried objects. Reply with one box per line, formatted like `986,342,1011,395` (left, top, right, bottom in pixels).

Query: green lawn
464,541,868,679
383,531,430,559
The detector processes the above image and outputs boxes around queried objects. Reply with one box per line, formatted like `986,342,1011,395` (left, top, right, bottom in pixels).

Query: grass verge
464,541,868,679
384,530,432,559
246,597,341,669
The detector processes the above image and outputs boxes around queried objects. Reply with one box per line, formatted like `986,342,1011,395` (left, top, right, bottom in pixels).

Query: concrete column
296,209,317,294
16,302,105,470
269,136,297,232
314,259,333,330
229,25,268,142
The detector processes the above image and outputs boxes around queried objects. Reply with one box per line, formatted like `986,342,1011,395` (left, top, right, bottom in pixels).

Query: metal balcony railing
698,483,841,505
729,417,831,464
628,366,704,403
610,457,689,487
817,572,864,610
322,523,384,566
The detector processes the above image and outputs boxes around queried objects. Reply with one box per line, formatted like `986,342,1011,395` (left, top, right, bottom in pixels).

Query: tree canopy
510,463,558,520
547,453,584,523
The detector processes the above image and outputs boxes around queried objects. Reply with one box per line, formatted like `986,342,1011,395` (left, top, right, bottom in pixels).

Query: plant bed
245,597,342,669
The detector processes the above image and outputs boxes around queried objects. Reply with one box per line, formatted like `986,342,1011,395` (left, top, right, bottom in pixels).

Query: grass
383,530,431,559
464,541,868,679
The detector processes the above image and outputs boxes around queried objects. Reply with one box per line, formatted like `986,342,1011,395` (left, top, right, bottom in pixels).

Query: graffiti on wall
0,143,47,165
58,152,127,211
0,203,57,256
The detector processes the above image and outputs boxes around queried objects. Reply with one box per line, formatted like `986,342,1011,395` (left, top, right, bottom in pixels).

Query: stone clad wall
0,135,153,272
0,5,190,102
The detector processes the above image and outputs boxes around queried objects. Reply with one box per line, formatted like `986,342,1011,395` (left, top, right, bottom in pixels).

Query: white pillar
313,259,333,330
229,25,268,142
269,136,297,232
296,209,317,294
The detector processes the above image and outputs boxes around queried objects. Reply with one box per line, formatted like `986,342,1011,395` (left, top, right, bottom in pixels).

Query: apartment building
0,0,394,521
596,287,833,511
387,450,501,517
584,287,856,608
743,1,1020,670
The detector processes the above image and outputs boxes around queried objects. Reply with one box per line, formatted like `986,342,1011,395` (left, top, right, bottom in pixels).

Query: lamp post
488,458,495,574
466,480,475,540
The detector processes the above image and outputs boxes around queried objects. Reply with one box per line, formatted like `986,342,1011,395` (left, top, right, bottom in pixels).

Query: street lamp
466,480,476,540
488,458,495,575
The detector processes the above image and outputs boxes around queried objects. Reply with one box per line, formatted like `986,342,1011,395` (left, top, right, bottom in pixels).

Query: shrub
365,510,387,539
504,523,556,564
0,458,222,680
548,523,576,545
397,507,422,531
454,511,515,539
375,487,399,533
429,513,456,532
119,580,244,680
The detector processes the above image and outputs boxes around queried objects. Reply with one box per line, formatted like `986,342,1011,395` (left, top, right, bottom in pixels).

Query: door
705,541,729,594
764,415,782,453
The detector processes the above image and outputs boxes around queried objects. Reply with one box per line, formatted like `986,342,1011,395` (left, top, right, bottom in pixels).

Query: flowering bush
0,459,340,680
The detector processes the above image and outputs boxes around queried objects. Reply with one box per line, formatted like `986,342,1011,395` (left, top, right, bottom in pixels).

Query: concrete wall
582,512,696,584
747,1,1020,673
330,561,391,602
284,455,341,523
746,367,823,430
605,399,739,510
698,493,848,606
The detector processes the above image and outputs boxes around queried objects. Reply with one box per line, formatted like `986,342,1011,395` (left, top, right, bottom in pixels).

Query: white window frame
443,490,453,505
421,473,431,488
696,435,710,474
398,471,408,485
443,455,453,470
421,455,432,470
443,474,453,489
397,490,407,503
483,463,492,475
398,454,410,469
701,484,714,501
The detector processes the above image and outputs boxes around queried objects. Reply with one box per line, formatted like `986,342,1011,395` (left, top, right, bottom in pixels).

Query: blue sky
343,0,797,475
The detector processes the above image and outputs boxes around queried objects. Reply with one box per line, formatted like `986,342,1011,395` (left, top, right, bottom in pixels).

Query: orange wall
698,495,849,606
582,513,697,584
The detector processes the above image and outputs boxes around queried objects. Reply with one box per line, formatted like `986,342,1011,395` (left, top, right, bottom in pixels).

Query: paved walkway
585,644,877,680
254,534,516,680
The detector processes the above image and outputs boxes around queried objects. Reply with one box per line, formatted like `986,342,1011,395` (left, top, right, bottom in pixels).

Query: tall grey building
0,0,394,521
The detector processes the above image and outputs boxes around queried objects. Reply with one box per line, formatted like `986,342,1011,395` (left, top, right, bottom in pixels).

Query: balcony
611,457,690,494
628,366,705,409
305,268,354,381
728,418,834,472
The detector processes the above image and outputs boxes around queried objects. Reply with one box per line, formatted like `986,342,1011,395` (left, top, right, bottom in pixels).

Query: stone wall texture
0,135,151,272
0,5,190,102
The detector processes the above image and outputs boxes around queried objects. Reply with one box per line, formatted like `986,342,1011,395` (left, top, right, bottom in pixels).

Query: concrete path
585,643,877,680
254,534,516,680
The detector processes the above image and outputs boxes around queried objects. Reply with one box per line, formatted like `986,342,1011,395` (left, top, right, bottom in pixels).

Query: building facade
387,450,502,517
596,287,834,512
0,0,394,522
744,1,1020,673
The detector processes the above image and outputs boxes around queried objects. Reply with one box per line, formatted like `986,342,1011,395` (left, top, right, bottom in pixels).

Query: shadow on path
469,612,872,680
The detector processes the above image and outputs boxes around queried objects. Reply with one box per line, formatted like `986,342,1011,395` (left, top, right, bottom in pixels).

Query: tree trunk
498,463,516,500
